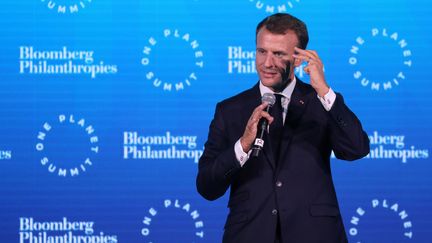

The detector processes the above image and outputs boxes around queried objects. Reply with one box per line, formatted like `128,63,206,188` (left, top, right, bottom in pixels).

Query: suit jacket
196,79,370,243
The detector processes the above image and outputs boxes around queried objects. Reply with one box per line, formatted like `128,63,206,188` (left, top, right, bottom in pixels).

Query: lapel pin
299,100,305,105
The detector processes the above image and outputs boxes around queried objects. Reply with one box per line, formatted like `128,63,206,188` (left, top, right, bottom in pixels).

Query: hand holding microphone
251,93,276,157
240,95,275,155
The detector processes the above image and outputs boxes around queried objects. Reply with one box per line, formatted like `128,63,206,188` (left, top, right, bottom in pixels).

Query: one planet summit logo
248,0,301,13
141,29,204,92
349,198,413,242
35,114,99,177
40,0,92,14
349,28,412,91
141,199,205,242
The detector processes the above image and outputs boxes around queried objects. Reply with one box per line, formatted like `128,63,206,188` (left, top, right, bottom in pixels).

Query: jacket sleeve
327,93,370,161
196,102,242,201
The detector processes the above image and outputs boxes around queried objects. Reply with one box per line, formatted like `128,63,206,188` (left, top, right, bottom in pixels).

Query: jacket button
276,181,283,187
272,209,278,215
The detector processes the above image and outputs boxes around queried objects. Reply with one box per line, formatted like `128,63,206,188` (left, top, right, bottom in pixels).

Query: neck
272,78,292,93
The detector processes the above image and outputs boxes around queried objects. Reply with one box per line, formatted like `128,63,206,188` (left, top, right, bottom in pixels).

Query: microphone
251,93,276,157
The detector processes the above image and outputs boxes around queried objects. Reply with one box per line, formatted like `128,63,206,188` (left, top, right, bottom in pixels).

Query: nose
263,53,275,68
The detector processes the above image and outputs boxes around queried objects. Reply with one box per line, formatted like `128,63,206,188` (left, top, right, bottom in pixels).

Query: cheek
255,59,260,66
255,56,264,66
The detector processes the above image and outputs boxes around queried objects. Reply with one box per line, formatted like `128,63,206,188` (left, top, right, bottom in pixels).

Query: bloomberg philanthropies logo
19,46,118,79
0,149,12,160
332,131,429,163
141,29,204,92
349,28,412,91
228,46,309,78
40,0,92,14
349,199,413,242
36,114,99,177
228,46,256,74
366,131,428,163
19,217,117,243
123,131,203,163
141,199,205,242
248,0,301,13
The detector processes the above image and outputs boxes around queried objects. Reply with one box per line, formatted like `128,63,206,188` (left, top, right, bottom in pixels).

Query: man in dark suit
196,13,370,243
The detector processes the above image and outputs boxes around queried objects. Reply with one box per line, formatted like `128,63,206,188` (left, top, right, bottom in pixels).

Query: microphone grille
262,93,276,106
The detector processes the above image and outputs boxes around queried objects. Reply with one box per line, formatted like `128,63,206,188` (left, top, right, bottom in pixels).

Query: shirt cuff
317,88,336,111
234,139,250,167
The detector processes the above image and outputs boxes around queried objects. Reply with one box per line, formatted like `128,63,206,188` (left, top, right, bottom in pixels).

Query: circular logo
348,28,412,91
349,198,413,242
249,0,301,13
35,114,99,177
141,199,205,242
40,0,92,14
141,29,204,92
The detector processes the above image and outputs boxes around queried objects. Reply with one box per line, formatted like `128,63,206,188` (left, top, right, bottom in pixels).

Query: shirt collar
259,76,296,100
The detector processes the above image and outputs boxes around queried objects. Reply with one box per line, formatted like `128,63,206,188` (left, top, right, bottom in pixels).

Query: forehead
256,28,299,51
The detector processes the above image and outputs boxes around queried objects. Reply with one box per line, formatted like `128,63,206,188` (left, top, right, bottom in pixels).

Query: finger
294,47,314,57
251,103,267,117
258,102,269,110
309,50,319,59
294,47,317,62
306,59,324,71
293,53,315,64
294,46,316,57
251,108,273,127
260,111,274,123
268,118,275,125
292,53,309,62
301,49,319,60
248,103,267,125
305,59,318,66
293,46,307,54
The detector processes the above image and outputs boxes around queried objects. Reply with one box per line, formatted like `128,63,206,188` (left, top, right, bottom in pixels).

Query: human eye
274,52,285,58
256,48,266,55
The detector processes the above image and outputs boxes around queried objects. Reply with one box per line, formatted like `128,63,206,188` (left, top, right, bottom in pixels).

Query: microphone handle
251,105,272,157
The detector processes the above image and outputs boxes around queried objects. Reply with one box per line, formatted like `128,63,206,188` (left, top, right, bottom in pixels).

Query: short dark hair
256,13,309,49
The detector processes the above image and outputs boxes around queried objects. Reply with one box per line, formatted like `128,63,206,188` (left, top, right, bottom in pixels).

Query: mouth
261,70,279,78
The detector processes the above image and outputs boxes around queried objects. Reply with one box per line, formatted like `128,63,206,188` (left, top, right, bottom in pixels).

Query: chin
260,78,280,88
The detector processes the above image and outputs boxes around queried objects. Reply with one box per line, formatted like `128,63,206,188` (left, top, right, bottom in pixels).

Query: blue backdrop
0,0,431,242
